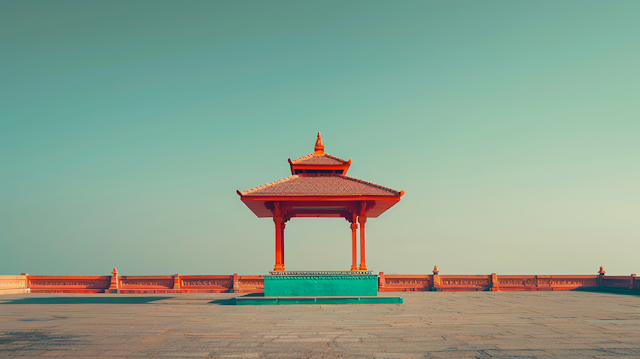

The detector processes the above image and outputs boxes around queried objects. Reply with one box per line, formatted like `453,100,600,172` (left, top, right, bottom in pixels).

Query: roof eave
240,195,401,201
239,195,402,218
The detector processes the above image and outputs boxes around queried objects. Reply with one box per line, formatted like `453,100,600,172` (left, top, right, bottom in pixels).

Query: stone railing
28,275,110,293
5,270,263,294
378,273,432,291
0,267,636,295
0,274,28,295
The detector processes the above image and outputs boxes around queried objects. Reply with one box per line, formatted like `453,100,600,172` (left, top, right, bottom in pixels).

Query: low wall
603,275,638,291
1,269,636,295
18,272,263,294
28,276,110,294
0,275,28,295
378,274,432,291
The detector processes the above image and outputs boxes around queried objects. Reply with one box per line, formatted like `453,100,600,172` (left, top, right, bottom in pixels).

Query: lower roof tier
238,173,403,218
240,173,401,197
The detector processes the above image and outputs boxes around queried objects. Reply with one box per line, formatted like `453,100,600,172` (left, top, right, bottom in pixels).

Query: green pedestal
264,271,378,297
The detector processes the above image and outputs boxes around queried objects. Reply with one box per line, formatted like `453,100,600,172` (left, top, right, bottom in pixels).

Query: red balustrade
379,273,432,292
0,275,28,295
180,275,233,293
28,276,109,294
0,267,636,295
236,275,265,293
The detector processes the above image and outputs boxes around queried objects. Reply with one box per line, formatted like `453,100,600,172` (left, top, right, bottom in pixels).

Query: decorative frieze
120,280,172,288
0,280,26,288
386,279,429,285
30,280,108,288
239,280,264,287
603,279,630,286
499,279,524,285
551,279,596,286
442,279,489,286
182,280,232,287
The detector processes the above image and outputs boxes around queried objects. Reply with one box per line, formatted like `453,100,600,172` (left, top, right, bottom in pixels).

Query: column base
359,265,367,271
273,265,286,271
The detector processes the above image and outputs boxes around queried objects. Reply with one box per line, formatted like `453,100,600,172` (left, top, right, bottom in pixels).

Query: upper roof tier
289,132,351,175
290,153,349,166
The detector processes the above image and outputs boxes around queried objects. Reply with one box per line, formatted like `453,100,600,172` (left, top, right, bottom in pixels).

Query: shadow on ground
0,297,171,305
575,288,640,297
209,298,236,305
209,293,262,305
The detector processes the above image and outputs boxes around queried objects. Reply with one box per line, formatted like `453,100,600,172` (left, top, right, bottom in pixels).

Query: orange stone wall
0,275,28,295
28,276,110,294
1,271,637,295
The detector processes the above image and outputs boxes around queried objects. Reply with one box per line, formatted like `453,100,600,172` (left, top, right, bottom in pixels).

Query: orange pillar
274,216,285,271
358,215,367,271
350,213,358,271
280,223,286,269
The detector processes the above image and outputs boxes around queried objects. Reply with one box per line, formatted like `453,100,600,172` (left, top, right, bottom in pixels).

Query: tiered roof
238,132,403,218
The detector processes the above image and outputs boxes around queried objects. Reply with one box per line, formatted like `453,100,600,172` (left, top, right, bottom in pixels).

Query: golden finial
314,132,325,155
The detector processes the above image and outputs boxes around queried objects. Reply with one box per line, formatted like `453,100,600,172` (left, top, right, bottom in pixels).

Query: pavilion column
280,223,286,269
350,213,358,271
358,215,367,271
273,215,285,271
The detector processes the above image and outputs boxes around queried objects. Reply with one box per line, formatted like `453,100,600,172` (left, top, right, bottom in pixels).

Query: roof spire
314,132,325,155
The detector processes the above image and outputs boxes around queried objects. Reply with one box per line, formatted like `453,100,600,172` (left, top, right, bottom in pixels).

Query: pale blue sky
1,1,638,275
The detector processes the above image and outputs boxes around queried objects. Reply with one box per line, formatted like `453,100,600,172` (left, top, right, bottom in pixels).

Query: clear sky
1,1,638,276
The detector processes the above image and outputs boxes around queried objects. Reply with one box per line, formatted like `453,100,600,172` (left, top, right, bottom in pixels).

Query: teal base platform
235,296,403,305
264,271,378,297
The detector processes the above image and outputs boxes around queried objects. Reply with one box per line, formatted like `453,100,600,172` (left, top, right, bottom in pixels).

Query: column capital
273,201,281,216
359,201,367,216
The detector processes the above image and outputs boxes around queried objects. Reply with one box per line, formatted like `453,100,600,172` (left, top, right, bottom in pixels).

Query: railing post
490,273,499,291
173,274,181,293
598,266,606,288
232,273,239,293
21,273,30,293
379,272,385,289
431,266,441,291
107,268,119,294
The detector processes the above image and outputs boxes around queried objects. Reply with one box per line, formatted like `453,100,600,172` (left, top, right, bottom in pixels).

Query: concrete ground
0,291,639,358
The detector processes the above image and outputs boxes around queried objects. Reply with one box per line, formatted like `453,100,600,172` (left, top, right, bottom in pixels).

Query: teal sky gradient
1,1,639,275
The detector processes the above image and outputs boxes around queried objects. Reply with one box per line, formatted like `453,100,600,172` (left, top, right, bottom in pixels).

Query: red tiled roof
241,174,400,197
291,153,349,165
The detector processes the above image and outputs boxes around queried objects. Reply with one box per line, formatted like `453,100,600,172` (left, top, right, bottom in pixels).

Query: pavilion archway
272,217,360,271
238,132,403,272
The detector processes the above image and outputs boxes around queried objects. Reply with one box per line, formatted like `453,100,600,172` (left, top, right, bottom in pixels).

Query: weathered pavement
0,291,639,358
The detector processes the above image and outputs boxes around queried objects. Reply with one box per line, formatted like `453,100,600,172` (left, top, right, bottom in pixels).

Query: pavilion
237,133,404,272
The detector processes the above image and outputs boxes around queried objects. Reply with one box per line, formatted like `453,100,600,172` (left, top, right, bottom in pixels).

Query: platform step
235,296,403,305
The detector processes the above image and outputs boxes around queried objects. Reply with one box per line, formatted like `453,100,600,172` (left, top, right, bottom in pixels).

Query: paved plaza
0,291,639,358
